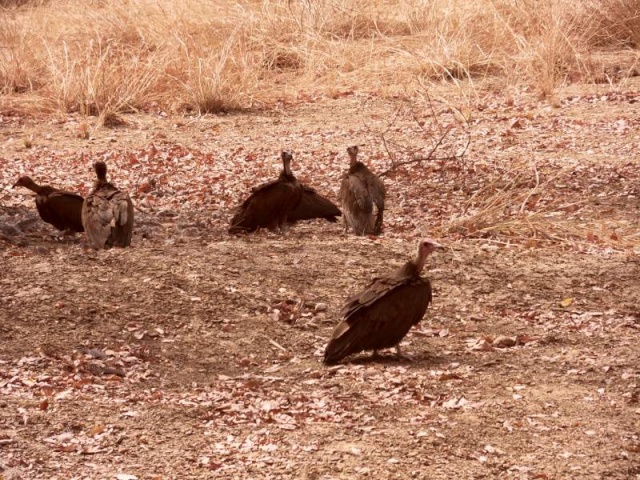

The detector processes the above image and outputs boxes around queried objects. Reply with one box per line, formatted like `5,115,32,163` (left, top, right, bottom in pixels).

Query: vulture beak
424,238,444,249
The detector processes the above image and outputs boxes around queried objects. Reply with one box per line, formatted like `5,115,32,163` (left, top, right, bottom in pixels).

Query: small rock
493,335,517,348
314,303,328,312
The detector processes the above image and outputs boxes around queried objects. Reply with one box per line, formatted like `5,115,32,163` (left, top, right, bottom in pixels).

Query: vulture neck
397,260,422,279
348,160,366,175
413,250,430,273
20,178,43,194
282,158,293,178
94,163,108,183
348,152,359,168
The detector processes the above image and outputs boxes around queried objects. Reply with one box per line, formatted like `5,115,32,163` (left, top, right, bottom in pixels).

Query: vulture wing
106,190,134,247
368,174,386,234
82,187,134,248
249,178,281,194
367,174,386,208
288,185,341,223
340,174,373,212
82,191,114,248
324,275,432,364
339,174,376,235
229,181,302,233
36,191,85,232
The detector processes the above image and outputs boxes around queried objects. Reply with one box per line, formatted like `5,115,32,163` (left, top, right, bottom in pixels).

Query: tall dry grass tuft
583,0,640,48
441,158,640,248
1,0,638,115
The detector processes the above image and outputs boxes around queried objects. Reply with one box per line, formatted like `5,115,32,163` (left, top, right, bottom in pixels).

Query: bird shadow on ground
341,351,449,366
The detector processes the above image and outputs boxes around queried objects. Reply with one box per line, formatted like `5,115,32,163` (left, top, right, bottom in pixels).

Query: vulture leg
344,208,372,236
279,222,291,235
373,207,384,235
395,344,415,362
56,228,73,241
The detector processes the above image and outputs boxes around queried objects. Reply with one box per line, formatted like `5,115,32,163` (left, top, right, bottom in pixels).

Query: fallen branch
268,338,287,352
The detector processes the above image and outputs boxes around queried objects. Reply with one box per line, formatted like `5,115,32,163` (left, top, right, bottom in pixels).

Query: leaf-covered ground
1,84,639,479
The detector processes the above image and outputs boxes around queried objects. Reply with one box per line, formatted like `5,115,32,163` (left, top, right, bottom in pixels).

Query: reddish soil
1,82,639,479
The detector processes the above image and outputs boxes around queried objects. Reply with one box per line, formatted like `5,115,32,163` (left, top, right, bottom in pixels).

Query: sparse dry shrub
44,39,163,116
0,13,45,93
486,0,604,95
0,0,48,6
581,0,640,48
262,44,305,72
173,34,259,113
319,3,412,40
1,0,638,115
519,1,584,96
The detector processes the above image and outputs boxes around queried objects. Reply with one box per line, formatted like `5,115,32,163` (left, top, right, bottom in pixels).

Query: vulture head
93,161,108,182
415,238,443,271
281,151,294,176
13,176,36,189
346,145,360,165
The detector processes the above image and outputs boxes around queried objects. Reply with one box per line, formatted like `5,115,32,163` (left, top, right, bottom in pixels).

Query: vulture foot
395,345,416,362
279,223,291,235
59,228,77,239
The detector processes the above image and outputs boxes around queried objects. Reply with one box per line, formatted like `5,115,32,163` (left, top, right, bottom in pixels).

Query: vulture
82,161,134,248
229,151,303,233
324,238,442,365
12,176,85,234
339,145,386,236
287,185,342,224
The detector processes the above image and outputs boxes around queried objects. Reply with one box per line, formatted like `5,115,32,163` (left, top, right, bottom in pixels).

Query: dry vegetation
1,0,640,120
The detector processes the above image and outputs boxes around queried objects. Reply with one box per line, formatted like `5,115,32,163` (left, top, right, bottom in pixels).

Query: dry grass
0,0,638,115
441,158,640,249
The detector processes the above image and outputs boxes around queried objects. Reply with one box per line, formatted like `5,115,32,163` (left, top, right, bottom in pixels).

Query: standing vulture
287,185,341,224
13,176,84,234
82,161,134,248
324,239,442,364
229,151,303,233
339,145,385,236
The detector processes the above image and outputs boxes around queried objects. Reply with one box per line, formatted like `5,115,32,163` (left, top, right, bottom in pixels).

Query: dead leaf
90,424,105,436
442,396,468,409
560,297,573,308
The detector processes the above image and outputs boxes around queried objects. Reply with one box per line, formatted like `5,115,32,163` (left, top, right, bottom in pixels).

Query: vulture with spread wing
324,239,442,364
13,176,84,234
82,161,134,248
229,151,303,233
339,145,385,235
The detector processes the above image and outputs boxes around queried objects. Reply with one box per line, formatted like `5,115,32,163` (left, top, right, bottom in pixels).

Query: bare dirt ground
1,82,639,479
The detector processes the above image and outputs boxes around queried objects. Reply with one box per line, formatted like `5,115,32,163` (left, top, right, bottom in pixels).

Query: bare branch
359,93,471,178
379,125,454,177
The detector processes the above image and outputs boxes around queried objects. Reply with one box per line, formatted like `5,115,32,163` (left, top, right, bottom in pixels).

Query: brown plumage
339,145,386,236
229,152,303,234
287,185,341,224
82,161,134,248
324,239,442,364
13,176,84,233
